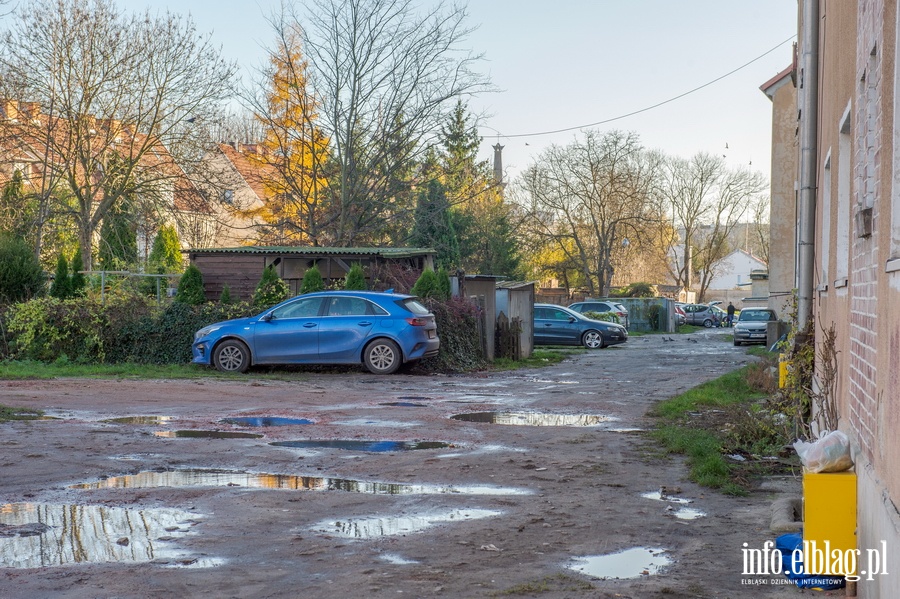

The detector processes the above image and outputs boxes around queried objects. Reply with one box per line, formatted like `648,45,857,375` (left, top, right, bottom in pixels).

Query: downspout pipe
797,0,820,332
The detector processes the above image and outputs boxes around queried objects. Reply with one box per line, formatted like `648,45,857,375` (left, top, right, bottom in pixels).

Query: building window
836,103,851,286
223,189,234,204
820,151,832,289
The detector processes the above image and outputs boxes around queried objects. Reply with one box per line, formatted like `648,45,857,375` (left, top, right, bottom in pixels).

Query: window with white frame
820,151,832,289
836,103,851,286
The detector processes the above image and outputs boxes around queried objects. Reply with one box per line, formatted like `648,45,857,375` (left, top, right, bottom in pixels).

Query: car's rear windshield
740,311,776,321
398,298,430,315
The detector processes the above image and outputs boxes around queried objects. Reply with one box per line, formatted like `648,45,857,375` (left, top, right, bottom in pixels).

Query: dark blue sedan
534,303,628,349
192,291,439,374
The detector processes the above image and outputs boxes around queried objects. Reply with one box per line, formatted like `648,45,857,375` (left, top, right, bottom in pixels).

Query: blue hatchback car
192,291,440,374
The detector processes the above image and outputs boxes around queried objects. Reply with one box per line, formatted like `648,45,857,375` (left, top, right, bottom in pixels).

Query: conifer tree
299,264,325,294
410,180,459,270
49,254,72,299
175,265,206,305
70,247,86,295
343,263,367,290
253,265,290,309
411,268,439,299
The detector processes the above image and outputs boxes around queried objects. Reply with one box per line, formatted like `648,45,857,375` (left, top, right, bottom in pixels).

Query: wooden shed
187,246,436,301
495,281,535,359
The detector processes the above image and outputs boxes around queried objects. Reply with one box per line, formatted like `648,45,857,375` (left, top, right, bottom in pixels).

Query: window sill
816,284,829,292
886,258,900,273
833,278,849,289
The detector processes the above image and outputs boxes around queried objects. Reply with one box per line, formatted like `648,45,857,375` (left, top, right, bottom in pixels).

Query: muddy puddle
270,440,449,452
71,469,531,496
102,416,175,425
567,547,671,580
154,430,263,439
380,402,427,407
311,508,502,539
641,490,693,504
220,417,313,427
671,507,706,520
0,502,211,569
450,412,618,427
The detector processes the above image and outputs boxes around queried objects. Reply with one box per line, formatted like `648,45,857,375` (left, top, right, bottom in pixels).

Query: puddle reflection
154,430,263,439
70,469,531,496
380,402,427,407
641,491,693,504
220,417,313,427
568,547,671,579
450,412,618,427
270,440,448,452
672,507,706,520
312,508,502,539
0,503,207,569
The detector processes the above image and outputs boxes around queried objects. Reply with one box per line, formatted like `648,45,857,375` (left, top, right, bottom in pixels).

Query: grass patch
0,404,43,422
491,573,594,596
491,348,583,371
649,362,794,495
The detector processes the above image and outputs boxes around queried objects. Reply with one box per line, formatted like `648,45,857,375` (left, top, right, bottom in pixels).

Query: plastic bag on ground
793,430,853,473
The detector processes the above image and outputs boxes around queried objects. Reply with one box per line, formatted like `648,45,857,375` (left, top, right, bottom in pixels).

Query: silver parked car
733,308,778,346
567,300,630,328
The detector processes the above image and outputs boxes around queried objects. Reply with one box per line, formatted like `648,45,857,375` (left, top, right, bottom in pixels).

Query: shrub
175,265,206,305
436,266,451,300
411,268,439,298
219,284,233,304
0,234,46,304
343,263,367,290
49,254,72,299
148,225,183,272
420,296,486,372
583,310,619,324
300,264,325,294
70,247,86,296
253,265,290,309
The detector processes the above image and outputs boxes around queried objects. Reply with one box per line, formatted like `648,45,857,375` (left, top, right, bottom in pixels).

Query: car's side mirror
568,317,576,323
261,312,274,322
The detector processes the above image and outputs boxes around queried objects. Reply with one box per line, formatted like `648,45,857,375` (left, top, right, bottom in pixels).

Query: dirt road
0,330,804,598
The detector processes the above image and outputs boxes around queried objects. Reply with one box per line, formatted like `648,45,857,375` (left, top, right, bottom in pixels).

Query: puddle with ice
311,508,502,539
450,412,617,427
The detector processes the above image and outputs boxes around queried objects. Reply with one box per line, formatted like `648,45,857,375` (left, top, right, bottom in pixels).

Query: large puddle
154,430,263,439
70,469,531,496
567,547,671,579
641,491,693,504
0,502,212,569
450,412,618,427
220,417,314,427
311,508,502,539
269,440,449,452
380,402,427,407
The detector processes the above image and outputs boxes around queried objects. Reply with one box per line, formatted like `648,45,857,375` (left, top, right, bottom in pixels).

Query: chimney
492,143,504,186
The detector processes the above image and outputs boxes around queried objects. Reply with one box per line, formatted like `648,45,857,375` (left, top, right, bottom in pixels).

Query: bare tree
517,130,659,297
657,153,768,300
0,0,236,270
277,0,492,245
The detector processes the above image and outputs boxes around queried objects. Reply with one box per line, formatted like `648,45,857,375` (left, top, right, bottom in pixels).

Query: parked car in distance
674,304,687,326
192,291,439,374
534,303,628,348
733,308,778,346
682,303,722,328
710,305,729,327
567,300,630,328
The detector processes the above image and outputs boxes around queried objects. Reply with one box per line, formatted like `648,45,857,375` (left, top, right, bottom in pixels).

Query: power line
484,34,796,140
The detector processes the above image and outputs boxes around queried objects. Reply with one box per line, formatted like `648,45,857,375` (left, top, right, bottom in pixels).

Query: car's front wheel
364,339,402,374
582,330,604,349
213,339,251,373
734,339,742,347
703,319,714,328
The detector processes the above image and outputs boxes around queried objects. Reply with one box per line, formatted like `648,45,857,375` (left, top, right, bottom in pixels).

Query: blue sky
139,0,797,182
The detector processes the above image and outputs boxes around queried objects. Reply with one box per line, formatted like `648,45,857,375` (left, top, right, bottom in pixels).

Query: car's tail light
617,311,627,318
406,317,429,326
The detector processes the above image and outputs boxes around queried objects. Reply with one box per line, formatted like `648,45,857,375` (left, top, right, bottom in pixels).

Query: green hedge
420,296,486,372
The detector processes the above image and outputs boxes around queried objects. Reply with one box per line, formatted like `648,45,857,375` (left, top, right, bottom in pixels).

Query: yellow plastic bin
778,354,789,389
802,470,857,576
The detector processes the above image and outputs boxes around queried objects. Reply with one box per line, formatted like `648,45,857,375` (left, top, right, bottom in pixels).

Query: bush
49,254,72,299
0,234,45,303
343,263,367,290
219,284,233,304
175,265,206,305
70,247,86,296
436,267,451,300
420,296,486,372
300,264,325,294
148,225,183,272
4,290,255,365
253,265,290,309
583,310,619,324
411,268,439,298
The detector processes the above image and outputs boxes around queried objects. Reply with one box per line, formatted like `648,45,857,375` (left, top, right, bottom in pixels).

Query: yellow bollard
778,354,789,388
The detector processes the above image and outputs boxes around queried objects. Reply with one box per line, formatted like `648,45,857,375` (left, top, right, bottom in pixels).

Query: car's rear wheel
364,339,402,374
213,339,251,373
582,330,604,349
703,319,714,328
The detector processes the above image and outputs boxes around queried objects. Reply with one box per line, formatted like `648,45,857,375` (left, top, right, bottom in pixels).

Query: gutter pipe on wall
797,0,820,332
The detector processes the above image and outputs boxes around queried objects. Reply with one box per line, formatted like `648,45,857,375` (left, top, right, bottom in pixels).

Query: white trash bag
793,430,853,473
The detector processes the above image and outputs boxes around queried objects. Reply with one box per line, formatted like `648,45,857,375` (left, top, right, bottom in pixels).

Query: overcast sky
138,0,797,183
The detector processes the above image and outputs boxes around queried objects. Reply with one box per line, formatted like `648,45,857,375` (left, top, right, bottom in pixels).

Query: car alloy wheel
364,339,402,374
213,340,250,373
703,319,713,328
582,330,604,349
